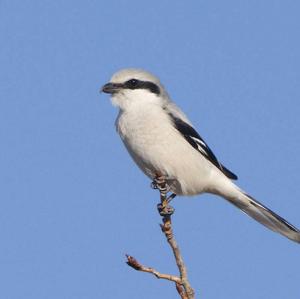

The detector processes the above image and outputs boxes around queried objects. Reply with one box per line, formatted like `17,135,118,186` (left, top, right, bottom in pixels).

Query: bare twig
126,254,181,283
125,176,195,298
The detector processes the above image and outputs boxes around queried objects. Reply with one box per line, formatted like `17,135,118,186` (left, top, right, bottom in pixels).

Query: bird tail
218,181,300,243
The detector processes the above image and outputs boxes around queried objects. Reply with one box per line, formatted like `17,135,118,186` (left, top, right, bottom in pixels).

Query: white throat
111,89,161,112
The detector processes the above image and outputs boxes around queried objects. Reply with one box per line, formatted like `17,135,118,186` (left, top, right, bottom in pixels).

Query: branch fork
126,176,195,299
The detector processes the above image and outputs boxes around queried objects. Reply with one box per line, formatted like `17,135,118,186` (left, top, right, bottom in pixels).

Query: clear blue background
1,1,299,298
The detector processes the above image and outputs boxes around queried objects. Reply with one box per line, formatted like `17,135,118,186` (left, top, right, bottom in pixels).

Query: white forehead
110,68,161,84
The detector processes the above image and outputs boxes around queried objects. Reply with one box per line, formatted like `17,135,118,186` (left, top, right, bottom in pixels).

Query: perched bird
102,68,300,243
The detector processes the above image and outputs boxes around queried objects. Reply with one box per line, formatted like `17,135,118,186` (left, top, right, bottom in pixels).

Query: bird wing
169,113,238,180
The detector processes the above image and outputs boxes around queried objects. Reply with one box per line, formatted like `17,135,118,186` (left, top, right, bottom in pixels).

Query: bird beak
101,82,122,94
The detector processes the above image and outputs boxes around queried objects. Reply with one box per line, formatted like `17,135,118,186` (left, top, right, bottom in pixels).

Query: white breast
115,103,217,195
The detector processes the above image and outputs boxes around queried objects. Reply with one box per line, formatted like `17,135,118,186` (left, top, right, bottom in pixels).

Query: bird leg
150,175,171,193
152,175,175,216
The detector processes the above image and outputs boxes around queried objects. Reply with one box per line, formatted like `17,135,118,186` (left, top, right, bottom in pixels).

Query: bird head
101,68,169,110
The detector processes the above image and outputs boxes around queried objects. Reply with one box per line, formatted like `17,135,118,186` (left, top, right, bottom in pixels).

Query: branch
125,176,195,298
157,178,195,299
126,254,181,283
126,255,187,299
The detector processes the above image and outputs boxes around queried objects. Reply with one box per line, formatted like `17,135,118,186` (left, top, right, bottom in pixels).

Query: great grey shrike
102,68,300,243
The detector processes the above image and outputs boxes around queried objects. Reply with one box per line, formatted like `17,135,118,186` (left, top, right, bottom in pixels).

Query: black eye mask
124,79,161,95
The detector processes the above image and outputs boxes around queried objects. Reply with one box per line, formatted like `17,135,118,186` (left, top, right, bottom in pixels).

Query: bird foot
151,175,170,193
157,203,175,216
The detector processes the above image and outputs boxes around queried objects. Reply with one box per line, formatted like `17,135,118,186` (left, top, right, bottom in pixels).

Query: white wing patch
190,137,212,157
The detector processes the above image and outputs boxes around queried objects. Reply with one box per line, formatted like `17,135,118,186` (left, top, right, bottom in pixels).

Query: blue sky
1,1,300,298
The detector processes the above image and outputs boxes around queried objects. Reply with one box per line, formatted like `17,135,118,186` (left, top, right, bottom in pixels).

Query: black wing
169,113,238,180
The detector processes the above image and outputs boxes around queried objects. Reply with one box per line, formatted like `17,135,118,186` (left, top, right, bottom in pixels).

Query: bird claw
152,176,176,216
167,193,176,203
157,203,175,216
150,181,158,189
151,176,171,193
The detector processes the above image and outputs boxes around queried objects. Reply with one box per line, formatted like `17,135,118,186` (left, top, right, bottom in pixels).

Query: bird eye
126,79,139,88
